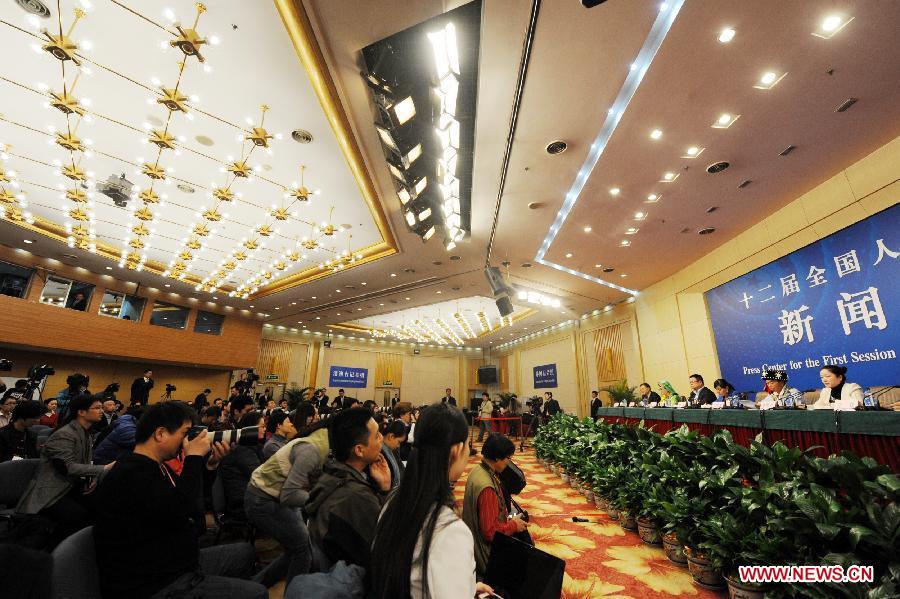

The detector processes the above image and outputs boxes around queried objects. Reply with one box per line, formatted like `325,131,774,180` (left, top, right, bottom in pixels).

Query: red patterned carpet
454,439,724,599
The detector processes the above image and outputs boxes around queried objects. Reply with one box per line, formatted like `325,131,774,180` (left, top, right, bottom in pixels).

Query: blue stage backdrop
705,204,899,392
328,366,368,389
533,363,558,388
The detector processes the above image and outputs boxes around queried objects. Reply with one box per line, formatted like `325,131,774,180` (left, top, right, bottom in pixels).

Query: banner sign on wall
329,366,368,388
533,363,558,388
705,204,899,391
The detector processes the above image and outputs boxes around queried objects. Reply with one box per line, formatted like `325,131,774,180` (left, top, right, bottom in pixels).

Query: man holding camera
130,369,154,406
95,401,267,599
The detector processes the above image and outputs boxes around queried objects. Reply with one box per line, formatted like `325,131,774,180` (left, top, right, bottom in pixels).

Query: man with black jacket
687,374,716,406
440,388,457,406
638,383,662,406
130,369,154,406
94,401,267,599
590,391,602,419
0,400,42,461
542,391,561,418
305,407,392,570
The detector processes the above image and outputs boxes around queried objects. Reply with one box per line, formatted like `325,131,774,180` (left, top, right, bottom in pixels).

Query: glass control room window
98,290,146,321
39,276,94,311
0,260,34,299
194,310,225,335
150,300,189,330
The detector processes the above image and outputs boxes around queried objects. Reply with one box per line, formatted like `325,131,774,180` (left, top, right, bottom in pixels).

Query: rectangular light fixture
391,96,416,125
711,113,740,129
753,71,787,90
812,15,853,39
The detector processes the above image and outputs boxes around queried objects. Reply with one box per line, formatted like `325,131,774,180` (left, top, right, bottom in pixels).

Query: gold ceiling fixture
170,3,210,62
321,233,362,272
0,154,30,224
285,165,312,202
39,7,86,66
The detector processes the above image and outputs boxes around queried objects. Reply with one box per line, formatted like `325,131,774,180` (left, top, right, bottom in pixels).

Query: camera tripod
519,411,542,452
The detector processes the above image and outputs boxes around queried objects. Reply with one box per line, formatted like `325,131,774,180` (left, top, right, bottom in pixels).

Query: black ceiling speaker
485,266,514,317
582,0,610,7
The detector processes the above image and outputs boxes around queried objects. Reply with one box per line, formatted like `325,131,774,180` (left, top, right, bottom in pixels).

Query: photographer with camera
130,369,154,406
55,372,90,426
94,401,268,599
218,411,265,519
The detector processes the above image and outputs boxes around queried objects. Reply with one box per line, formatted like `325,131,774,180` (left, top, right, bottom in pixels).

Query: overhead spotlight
712,113,740,129
646,193,659,202
609,187,620,196
813,14,852,39
682,146,704,158
649,129,663,140
718,27,736,43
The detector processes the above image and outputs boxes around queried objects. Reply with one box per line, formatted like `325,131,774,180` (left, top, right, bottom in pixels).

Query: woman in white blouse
811,365,864,410
370,402,494,599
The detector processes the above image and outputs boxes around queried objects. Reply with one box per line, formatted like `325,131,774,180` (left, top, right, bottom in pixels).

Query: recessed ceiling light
105,266,113,270
405,297,410,300
565,253,573,258
336,312,341,316
660,172,679,182
718,27,736,43
813,14,853,38
436,290,442,294
379,303,384,306
634,212,646,220
213,297,218,300
594,264,602,268
23,239,34,244
650,129,663,140
274,307,280,310
609,187,620,196
315,316,320,320
712,113,740,129
646,193,659,202
620,274,628,278
682,146,705,158
357,308,362,311
250,305,255,308
583,226,592,233
390,273,396,277
361,282,367,286
620,240,631,246
311,296,316,299
625,227,639,235
754,71,787,90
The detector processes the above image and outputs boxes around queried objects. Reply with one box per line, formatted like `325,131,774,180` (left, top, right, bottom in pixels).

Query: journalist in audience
380,418,408,489
462,433,528,575
93,404,145,466
94,401,267,599
811,365,864,410
244,412,329,585
476,392,493,442
55,373,91,425
293,400,318,433
200,405,226,431
0,400,43,461
0,392,15,428
370,402,494,599
227,395,254,429
218,411,264,519
262,409,297,459
40,397,58,428
306,407,392,570
17,393,111,545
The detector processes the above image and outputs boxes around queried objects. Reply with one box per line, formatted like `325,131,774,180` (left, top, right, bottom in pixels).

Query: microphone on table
572,516,590,523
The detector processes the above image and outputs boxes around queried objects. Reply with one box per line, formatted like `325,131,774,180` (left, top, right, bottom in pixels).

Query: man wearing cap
757,369,803,410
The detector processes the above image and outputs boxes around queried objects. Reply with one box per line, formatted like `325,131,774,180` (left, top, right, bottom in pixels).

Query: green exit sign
265,374,279,381
382,380,392,387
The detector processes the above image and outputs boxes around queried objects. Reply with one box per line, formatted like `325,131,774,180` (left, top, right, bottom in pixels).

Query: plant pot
636,518,661,545
684,547,726,590
570,478,580,490
662,533,687,566
594,497,608,511
620,513,638,531
584,489,595,503
725,575,767,599
606,505,620,521
561,473,570,484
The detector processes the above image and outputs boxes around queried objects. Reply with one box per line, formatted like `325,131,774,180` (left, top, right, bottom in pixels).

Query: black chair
51,526,100,599
0,458,40,526
211,474,254,544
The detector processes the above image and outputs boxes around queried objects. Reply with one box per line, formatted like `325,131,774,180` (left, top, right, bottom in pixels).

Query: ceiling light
391,96,416,125
646,193,659,202
390,273,396,277
626,227,639,235
634,211,646,220
107,266,113,270
565,253,573,258
649,129,663,140
23,239,34,244
405,297,410,301
594,264,602,268
682,146,705,158
718,27,736,43
813,14,853,38
620,240,631,246
660,172,679,182
620,274,628,278
712,113,740,129
609,187,620,196
754,71,786,90
583,226,592,233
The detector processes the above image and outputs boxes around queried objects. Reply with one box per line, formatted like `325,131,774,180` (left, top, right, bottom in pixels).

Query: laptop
484,533,565,599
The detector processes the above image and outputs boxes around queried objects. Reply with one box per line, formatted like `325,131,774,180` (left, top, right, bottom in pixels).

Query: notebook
484,533,565,599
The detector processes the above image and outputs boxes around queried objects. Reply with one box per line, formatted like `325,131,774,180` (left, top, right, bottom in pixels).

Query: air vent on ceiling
779,145,796,156
449,255,461,261
737,179,753,189
835,97,858,113
706,161,730,174
698,227,716,235
602,267,614,273
527,202,544,210
521,262,532,268
545,140,567,155
291,129,314,143
16,0,50,17
97,173,134,207
706,206,718,213
177,183,196,193
432,261,443,265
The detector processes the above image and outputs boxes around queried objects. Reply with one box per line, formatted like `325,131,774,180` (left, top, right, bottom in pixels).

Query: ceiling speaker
581,0,610,7
495,294,513,317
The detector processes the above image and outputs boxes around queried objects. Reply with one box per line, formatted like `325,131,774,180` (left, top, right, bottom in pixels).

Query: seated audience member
17,393,111,545
305,407,392,570
757,369,803,410
293,401,318,433
262,409,297,459
93,404,145,465
227,395,254,429
200,405,226,431
261,398,277,418
0,400,43,461
380,419,408,489
94,401,267,599
0,391,16,428
213,397,224,408
462,434,528,575
687,374,716,406
92,398,119,445
55,373,90,425
218,411,264,519
370,403,494,599
363,399,377,412
811,365,864,411
279,398,290,412
40,398,59,428
244,414,330,585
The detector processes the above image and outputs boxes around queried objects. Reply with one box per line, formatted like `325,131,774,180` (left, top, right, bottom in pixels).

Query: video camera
165,383,177,394
29,364,56,381
0,358,11,372
187,424,260,446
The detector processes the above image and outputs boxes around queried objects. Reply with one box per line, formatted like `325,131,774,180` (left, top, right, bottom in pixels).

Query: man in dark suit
93,398,120,446
441,388,457,406
542,391,561,417
590,390,602,419
130,369,154,406
638,383,662,406
687,374,716,406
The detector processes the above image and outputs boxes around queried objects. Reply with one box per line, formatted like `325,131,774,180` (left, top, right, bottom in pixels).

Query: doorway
374,387,400,408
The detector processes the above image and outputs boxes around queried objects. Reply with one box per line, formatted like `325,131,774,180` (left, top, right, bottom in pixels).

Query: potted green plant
602,379,637,406
284,385,313,410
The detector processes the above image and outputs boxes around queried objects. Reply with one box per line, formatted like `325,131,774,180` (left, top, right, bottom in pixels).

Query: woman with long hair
370,402,493,599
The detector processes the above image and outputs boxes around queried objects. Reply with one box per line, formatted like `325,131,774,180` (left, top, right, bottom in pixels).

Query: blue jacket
93,414,137,465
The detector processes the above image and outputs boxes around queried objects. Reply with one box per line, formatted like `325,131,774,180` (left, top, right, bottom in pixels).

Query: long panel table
594,407,900,472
